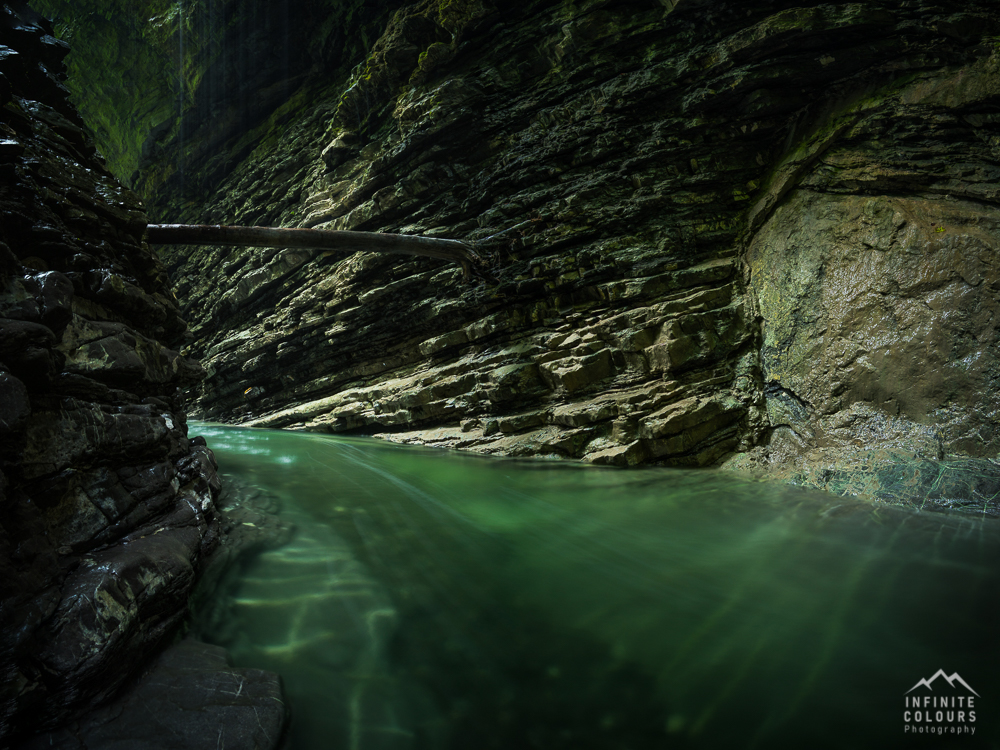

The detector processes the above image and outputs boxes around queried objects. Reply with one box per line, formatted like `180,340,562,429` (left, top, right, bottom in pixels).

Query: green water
193,423,1000,750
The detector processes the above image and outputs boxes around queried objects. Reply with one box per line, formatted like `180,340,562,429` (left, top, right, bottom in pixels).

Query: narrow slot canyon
1,1,999,748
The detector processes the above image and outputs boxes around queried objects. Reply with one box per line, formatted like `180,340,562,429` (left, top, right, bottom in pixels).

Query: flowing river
191,423,1000,750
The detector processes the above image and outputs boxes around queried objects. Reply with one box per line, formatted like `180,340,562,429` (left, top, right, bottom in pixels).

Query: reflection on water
193,423,1000,750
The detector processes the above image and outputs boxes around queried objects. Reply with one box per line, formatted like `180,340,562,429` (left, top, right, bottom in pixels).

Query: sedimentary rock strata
33,0,1000,510
1,0,996,741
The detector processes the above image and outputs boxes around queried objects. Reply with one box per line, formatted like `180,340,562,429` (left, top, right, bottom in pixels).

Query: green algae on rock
31,0,406,192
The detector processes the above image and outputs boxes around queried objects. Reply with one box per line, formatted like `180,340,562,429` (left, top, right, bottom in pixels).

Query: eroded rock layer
0,4,250,743
163,0,772,469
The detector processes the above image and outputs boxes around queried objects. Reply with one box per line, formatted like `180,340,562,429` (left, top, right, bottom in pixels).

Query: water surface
193,423,1000,750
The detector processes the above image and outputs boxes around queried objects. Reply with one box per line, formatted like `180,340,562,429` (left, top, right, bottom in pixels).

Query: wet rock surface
20,637,287,750
0,0,993,743
0,4,282,746
35,0,1000,510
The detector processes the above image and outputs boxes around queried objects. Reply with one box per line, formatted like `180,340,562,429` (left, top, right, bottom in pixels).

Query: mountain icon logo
905,670,979,696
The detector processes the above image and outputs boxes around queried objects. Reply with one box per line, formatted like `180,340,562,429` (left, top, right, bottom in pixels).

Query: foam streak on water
192,423,1000,750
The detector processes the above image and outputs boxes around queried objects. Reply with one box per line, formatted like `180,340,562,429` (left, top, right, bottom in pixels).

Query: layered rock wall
160,1,999,483
38,0,1000,510
160,0,771,468
0,4,236,742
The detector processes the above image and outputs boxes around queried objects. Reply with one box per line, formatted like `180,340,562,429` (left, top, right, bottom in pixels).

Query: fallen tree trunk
146,224,481,275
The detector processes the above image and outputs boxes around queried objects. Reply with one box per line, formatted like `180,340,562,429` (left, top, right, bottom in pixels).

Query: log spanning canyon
145,224,482,277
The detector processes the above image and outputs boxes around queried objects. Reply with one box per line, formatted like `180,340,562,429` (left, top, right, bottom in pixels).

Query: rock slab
20,637,287,750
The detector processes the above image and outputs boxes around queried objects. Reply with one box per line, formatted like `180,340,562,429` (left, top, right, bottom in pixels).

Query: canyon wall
1,1,995,744
40,0,1000,512
0,5,283,746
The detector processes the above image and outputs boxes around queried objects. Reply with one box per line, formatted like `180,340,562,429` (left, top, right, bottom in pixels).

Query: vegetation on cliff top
31,0,403,193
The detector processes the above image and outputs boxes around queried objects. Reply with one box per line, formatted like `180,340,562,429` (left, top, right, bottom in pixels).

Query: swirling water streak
193,423,1000,750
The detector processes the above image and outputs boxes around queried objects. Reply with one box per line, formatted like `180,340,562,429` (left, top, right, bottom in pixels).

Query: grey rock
0,369,30,438
20,638,287,750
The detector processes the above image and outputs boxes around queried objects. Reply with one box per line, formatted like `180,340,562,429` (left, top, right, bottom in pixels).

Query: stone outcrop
12,0,998,744
37,0,1000,511
19,638,286,750
0,4,284,746
719,19,1000,504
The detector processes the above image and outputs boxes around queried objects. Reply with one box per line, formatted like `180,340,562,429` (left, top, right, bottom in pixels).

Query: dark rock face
20,638,286,750
37,1,1000,509
0,3,244,744
133,0,998,505
718,12,1000,498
